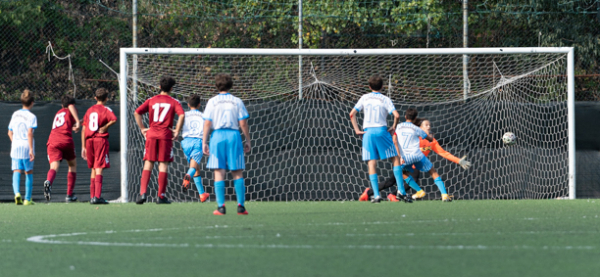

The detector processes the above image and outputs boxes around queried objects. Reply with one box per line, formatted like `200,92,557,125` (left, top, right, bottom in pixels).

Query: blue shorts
12,158,34,172
362,127,398,161
181,137,203,164
401,156,433,173
207,129,245,171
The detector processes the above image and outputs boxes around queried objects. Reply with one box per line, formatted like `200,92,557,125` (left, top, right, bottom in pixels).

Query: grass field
1,200,599,277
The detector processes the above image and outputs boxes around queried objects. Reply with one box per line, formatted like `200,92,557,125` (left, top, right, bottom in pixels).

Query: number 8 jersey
353,92,396,129
83,104,118,139
135,95,184,140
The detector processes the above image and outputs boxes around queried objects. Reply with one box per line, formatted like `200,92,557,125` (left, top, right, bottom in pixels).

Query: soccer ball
502,132,516,145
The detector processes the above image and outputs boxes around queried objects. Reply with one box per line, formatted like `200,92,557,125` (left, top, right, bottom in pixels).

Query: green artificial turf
1,200,599,277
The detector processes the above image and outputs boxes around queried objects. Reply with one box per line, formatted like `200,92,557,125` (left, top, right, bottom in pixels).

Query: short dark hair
368,75,383,91
215,73,233,92
61,94,76,108
413,117,427,127
160,76,176,93
188,94,201,109
405,108,418,121
20,89,34,106
95,88,109,101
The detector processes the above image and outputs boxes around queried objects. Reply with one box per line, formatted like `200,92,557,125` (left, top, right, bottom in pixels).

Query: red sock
95,175,103,198
158,172,167,199
67,172,76,196
140,170,151,195
90,178,95,199
46,169,56,185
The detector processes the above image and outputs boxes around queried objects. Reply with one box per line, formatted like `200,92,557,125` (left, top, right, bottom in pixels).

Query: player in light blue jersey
7,90,37,205
394,108,452,202
202,74,251,215
180,94,210,202
350,75,410,203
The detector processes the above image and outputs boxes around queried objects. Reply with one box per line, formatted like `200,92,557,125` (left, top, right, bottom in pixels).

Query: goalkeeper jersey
420,138,460,164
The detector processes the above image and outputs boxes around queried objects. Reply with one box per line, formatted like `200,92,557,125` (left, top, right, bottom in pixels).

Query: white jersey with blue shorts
181,109,204,164
8,109,37,171
353,92,397,161
395,122,432,172
203,93,249,170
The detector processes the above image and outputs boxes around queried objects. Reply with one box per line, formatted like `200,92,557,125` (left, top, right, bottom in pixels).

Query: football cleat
237,205,248,215
199,192,210,203
397,193,413,203
66,195,78,203
213,206,226,215
182,174,191,192
23,200,35,206
90,197,109,205
15,193,23,205
156,197,172,204
371,196,382,203
387,194,399,202
359,188,370,202
136,193,147,205
43,180,52,201
442,194,453,202
412,190,426,200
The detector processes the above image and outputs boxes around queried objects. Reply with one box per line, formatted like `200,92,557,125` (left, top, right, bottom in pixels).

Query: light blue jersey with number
182,110,204,138
395,122,428,164
353,92,396,129
203,93,249,130
8,109,37,159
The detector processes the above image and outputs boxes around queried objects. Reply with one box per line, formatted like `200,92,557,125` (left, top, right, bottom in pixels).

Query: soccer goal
118,47,575,203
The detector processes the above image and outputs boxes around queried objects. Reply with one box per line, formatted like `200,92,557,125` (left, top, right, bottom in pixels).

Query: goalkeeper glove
458,156,471,170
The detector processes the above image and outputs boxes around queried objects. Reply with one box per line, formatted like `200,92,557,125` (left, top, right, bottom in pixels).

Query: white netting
124,51,569,202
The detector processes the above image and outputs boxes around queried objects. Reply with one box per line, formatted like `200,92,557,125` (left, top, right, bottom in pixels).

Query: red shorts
144,138,173,162
86,138,110,169
47,141,76,163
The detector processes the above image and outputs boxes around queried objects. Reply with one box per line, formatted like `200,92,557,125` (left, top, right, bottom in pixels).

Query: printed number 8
89,112,99,131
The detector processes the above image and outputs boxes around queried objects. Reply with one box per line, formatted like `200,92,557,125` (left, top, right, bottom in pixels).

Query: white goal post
119,47,575,203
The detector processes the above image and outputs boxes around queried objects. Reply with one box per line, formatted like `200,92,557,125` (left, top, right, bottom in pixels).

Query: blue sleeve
418,128,428,139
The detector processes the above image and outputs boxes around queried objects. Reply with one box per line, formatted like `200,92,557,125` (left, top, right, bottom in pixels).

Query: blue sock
404,175,423,192
186,168,196,177
25,174,33,201
12,172,21,195
393,166,406,195
193,176,204,194
369,174,380,198
215,181,225,207
234,178,245,206
434,176,447,195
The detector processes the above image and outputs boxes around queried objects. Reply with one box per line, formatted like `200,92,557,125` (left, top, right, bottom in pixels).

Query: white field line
26,226,599,251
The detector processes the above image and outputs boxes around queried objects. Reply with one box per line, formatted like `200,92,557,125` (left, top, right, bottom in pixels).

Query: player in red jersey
82,88,117,205
134,76,185,204
44,95,81,202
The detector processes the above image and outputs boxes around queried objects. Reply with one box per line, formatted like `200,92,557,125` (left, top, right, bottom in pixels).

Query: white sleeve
418,127,428,139
8,115,14,131
237,99,249,120
353,96,364,112
29,115,37,129
202,100,214,121
385,98,396,114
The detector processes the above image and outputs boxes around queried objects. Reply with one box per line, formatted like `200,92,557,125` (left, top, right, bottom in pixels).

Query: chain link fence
0,0,598,100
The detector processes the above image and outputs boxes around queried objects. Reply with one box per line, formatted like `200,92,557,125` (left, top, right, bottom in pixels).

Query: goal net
119,48,575,202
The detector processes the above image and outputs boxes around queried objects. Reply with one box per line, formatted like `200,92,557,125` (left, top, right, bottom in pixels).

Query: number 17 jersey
83,104,118,139
135,94,184,140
